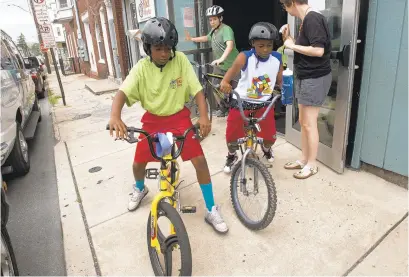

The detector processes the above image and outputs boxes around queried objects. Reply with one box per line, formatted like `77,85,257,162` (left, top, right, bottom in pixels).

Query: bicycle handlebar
106,124,200,161
231,90,281,123
190,61,223,68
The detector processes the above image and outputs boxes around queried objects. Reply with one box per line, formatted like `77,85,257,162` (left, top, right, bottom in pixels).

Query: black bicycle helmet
142,17,178,57
248,22,279,44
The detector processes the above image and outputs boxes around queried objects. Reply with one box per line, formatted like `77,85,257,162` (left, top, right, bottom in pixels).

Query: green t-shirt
207,24,239,72
119,51,203,116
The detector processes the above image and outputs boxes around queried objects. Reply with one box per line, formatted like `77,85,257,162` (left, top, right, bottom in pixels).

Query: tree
30,43,41,56
17,33,30,56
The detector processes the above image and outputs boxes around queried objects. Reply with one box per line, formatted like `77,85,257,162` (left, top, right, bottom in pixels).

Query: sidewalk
49,73,408,276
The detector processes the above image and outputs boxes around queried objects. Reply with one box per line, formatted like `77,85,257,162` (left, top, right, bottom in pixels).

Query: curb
54,142,98,276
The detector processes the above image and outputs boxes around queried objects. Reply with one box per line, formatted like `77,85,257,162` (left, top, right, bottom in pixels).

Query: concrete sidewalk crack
64,142,102,276
342,212,408,276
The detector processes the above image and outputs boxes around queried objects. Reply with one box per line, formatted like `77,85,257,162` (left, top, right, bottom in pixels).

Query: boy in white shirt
220,22,283,173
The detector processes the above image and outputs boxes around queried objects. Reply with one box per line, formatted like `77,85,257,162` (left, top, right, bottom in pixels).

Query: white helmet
206,5,224,17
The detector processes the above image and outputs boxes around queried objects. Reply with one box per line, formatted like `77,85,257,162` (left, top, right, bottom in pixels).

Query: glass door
285,0,361,173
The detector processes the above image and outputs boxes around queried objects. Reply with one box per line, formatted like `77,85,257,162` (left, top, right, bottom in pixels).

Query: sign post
31,0,66,106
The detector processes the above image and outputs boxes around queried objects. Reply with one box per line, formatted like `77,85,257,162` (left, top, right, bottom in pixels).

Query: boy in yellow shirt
108,18,228,234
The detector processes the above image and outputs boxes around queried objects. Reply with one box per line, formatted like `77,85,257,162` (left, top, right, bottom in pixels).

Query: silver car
1,30,42,176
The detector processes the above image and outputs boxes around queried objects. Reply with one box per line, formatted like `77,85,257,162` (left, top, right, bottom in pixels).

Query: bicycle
107,124,201,276
228,90,281,230
186,61,234,125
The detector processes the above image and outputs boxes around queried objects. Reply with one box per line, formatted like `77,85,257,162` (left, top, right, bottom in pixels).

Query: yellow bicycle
229,91,280,230
107,124,200,276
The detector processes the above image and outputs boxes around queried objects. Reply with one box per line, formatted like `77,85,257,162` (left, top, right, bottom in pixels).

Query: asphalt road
5,98,66,276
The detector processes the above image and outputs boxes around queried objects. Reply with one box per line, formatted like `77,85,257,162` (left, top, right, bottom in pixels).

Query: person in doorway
108,17,228,234
185,5,239,117
219,22,283,173
280,0,332,179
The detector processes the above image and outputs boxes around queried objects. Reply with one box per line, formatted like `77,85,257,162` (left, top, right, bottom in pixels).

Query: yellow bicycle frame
205,73,225,100
149,153,181,253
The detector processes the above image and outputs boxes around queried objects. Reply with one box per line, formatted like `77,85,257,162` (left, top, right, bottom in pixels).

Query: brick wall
62,0,129,80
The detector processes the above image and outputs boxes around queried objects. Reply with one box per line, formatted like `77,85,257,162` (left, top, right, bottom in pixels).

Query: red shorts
226,107,277,143
134,107,204,163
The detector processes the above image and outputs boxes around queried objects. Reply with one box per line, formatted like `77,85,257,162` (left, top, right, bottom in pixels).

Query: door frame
285,0,361,173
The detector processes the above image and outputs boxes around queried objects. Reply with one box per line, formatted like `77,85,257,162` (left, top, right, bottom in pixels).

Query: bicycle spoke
236,165,269,223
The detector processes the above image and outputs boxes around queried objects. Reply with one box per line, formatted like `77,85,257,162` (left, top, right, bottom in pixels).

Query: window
59,0,68,9
95,22,105,61
57,27,61,36
1,43,15,70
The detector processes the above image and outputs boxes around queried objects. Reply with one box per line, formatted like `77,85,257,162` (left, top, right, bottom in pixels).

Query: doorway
285,0,361,173
213,0,288,134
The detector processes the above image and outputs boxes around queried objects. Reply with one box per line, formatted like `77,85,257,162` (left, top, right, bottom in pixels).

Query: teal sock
200,183,215,211
135,180,145,191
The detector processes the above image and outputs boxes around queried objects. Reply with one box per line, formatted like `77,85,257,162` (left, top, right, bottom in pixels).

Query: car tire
1,225,19,276
33,95,42,122
38,88,45,99
6,122,30,176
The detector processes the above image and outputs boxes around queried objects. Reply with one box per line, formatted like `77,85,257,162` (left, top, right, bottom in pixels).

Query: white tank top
234,48,282,103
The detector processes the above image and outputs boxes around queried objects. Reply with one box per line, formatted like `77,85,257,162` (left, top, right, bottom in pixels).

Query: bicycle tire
230,157,277,230
147,201,192,276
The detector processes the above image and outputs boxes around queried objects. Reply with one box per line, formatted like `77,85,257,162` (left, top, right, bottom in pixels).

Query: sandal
284,160,305,170
293,166,318,179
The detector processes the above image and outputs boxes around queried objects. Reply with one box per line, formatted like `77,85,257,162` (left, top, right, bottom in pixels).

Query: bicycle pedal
181,206,196,214
145,168,160,179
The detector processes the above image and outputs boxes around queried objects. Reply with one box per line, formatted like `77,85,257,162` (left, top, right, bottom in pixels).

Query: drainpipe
73,0,89,62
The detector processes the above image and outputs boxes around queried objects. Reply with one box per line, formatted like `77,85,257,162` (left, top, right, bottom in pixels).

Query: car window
3,39,23,70
23,57,38,69
0,42,15,70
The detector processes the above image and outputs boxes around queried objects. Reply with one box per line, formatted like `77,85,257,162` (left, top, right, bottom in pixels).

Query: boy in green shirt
108,17,228,234
185,5,239,117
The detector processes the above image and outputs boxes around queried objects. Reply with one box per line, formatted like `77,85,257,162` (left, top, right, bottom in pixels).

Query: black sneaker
262,148,275,163
223,153,238,174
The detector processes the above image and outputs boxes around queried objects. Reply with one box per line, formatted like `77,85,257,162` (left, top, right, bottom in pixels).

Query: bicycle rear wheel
147,201,192,276
230,157,277,230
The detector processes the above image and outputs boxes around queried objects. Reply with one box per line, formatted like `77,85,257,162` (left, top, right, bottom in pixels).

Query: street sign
32,0,56,48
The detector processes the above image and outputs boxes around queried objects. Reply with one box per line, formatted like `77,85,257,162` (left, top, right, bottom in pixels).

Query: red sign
40,43,48,53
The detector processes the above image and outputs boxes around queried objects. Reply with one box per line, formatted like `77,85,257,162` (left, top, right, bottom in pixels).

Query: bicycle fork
238,138,263,196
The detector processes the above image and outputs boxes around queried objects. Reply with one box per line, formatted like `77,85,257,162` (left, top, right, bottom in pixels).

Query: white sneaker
128,187,149,211
205,206,229,234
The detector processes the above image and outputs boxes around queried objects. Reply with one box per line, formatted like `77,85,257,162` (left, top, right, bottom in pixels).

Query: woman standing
185,5,239,117
280,0,332,179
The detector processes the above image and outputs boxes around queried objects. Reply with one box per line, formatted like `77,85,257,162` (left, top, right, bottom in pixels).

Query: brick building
53,0,129,81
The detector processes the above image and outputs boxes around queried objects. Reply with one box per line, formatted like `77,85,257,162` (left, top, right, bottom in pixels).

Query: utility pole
23,2,52,74
30,0,66,105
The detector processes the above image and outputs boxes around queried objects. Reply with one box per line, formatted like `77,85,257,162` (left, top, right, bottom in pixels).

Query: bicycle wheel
230,157,277,230
147,201,192,276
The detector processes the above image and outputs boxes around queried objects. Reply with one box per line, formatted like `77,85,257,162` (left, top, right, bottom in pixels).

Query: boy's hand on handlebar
197,116,211,137
220,80,232,94
109,116,128,140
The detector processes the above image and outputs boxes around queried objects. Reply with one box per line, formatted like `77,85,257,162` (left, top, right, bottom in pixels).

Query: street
4,98,66,276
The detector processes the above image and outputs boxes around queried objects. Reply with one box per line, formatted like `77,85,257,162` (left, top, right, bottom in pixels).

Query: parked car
1,29,42,176
1,184,19,275
23,56,47,99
